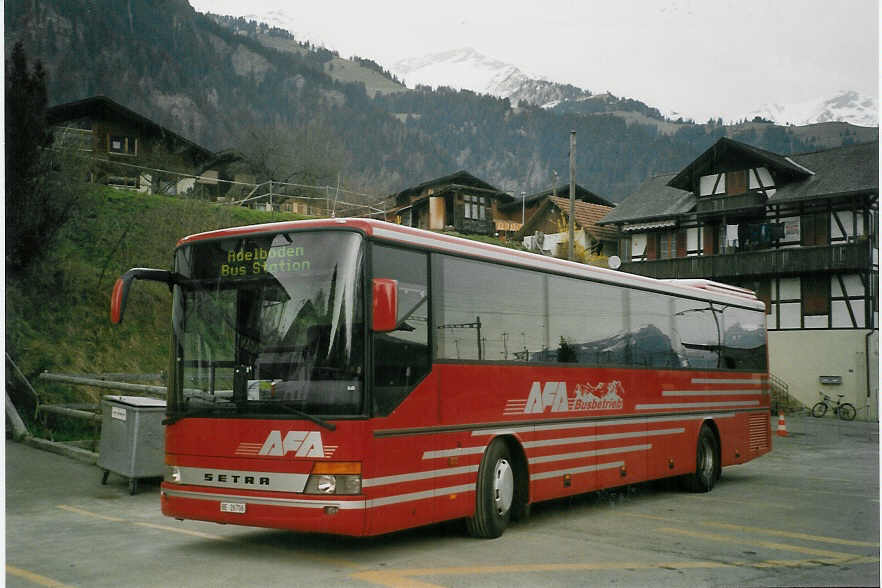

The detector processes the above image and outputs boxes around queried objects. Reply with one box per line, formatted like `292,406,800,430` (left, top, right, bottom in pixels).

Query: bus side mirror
111,268,175,324
372,278,398,332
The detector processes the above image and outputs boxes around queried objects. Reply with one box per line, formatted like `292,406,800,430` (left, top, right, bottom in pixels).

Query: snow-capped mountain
392,47,530,95
197,4,879,129
391,47,593,107
237,10,332,50
744,91,878,127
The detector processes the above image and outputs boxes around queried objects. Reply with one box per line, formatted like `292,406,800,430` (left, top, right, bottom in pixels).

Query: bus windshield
169,231,365,420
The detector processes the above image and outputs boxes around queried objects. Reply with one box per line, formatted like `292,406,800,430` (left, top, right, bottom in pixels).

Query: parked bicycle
811,392,856,421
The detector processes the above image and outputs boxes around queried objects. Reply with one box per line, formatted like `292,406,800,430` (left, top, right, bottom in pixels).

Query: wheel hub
493,458,514,516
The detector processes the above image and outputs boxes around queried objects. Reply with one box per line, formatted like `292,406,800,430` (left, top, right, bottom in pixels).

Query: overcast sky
190,0,879,122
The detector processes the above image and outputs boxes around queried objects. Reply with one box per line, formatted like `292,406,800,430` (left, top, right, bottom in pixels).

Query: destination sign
220,244,311,277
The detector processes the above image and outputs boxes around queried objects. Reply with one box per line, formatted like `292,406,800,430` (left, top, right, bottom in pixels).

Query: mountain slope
205,13,408,99
5,0,456,193
6,1,876,202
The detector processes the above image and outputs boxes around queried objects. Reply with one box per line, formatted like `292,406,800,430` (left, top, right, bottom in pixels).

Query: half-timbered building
600,138,879,417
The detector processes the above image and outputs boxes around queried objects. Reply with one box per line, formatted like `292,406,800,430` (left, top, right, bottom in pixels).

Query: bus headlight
304,462,361,495
165,465,182,484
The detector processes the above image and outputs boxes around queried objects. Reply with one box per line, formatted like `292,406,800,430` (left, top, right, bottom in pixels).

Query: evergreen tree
5,41,85,271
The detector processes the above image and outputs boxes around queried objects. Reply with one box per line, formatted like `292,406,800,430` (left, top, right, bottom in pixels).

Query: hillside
5,186,304,412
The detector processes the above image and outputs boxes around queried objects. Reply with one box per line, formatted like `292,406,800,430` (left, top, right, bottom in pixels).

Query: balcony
620,242,873,280
695,191,766,216
454,217,495,235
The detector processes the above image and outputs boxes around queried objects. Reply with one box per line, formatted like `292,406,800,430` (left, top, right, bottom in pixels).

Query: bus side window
371,244,430,416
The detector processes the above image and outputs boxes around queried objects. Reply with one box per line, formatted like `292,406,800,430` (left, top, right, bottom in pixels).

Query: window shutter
703,224,715,255
676,229,687,257
726,170,747,195
801,212,830,246
645,234,657,260
802,275,830,316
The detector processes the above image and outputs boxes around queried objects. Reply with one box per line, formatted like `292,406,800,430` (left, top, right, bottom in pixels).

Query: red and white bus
111,218,771,538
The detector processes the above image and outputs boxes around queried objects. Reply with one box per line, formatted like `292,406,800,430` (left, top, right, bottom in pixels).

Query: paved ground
5,414,879,587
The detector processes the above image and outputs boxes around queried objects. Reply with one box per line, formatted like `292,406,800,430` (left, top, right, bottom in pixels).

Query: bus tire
683,425,719,493
466,439,514,538
839,403,856,421
811,402,828,418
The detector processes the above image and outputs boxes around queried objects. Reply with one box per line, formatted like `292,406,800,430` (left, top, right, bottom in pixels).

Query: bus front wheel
683,425,719,493
466,439,514,538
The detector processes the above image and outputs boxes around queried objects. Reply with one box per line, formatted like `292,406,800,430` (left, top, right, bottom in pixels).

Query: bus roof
177,218,766,310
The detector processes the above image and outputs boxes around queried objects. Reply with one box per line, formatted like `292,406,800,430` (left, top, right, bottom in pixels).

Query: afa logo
234,430,337,458
259,430,326,457
507,380,625,414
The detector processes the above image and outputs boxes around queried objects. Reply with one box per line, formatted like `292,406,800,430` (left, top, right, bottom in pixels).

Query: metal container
97,395,166,494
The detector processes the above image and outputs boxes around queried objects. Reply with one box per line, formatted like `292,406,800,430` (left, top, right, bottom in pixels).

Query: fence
5,352,167,464
49,136,392,219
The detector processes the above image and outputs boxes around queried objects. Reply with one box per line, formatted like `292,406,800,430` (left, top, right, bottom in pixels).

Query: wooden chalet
387,171,514,235
47,95,214,193
497,183,614,230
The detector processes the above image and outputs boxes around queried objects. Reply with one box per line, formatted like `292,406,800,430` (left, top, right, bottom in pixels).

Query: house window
659,231,676,259
802,275,830,316
801,212,829,246
108,134,137,155
655,229,684,259
464,195,486,220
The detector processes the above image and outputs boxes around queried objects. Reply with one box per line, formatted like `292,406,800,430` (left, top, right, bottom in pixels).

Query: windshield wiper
273,403,336,431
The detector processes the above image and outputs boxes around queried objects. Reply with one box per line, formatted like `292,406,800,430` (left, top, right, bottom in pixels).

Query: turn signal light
310,462,361,475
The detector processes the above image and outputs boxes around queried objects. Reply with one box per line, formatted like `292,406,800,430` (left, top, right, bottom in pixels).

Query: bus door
367,243,436,534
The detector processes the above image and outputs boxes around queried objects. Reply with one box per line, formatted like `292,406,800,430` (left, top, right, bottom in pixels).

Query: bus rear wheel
466,439,514,538
683,425,719,493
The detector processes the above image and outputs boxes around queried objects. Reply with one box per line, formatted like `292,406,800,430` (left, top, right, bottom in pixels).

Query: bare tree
236,121,345,187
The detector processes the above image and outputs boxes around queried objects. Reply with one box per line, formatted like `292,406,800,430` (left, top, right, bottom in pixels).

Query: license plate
220,502,246,514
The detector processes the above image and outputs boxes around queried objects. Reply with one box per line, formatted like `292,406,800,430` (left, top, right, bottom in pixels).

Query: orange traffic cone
777,413,788,437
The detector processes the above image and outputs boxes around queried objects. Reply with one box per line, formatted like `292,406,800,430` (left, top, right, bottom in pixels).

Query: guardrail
38,372,167,397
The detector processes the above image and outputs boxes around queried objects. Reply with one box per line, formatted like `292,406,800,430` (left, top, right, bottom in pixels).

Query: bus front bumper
160,483,367,536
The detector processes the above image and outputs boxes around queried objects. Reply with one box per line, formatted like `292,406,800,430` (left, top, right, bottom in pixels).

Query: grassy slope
6,186,304,407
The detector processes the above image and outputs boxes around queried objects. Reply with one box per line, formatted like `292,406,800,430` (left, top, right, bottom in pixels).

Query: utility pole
521,191,526,227
568,131,576,261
